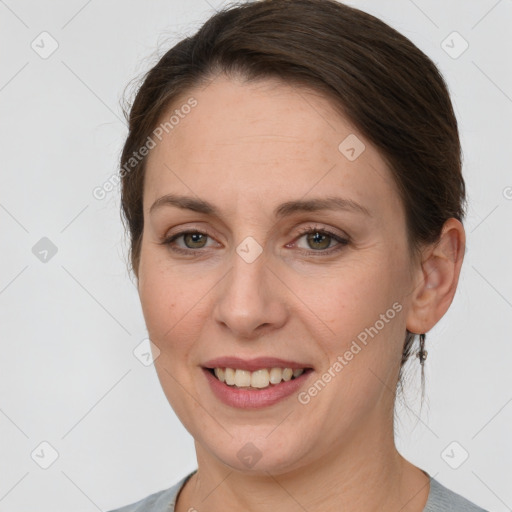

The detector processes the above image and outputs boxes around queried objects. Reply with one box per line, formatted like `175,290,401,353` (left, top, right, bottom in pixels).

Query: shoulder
424,477,488,512
106,471,195,512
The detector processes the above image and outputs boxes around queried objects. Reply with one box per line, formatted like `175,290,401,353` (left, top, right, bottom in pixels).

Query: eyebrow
149,193,371,218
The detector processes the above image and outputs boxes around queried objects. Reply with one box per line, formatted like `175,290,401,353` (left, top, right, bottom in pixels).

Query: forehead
143,75,400,219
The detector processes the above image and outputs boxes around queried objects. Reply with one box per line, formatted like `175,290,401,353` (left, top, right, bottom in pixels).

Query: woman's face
137,75,418,474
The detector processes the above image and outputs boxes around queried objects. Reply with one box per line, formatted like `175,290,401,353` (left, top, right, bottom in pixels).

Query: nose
213,244,289,340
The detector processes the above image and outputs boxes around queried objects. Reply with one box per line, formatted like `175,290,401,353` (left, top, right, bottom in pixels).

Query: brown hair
119,0,466,394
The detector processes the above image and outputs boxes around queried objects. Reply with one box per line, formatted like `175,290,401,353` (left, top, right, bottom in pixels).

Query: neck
176,409,430,512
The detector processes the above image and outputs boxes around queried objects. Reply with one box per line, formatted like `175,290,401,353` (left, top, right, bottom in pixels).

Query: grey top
108,470,488,511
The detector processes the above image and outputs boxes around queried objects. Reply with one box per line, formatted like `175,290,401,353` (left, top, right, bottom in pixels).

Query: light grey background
0,0,510,510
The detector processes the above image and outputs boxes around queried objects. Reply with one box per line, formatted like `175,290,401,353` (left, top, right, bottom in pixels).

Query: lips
202,356,311,372
200,356,314,408
203,367,312,408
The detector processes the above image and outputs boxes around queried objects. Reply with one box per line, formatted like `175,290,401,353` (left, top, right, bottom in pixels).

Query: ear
406,218,466,335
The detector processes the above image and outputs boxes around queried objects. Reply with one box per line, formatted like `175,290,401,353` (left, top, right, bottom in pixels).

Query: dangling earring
416,333,427,364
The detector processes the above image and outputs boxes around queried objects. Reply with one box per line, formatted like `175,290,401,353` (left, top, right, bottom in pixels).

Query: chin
201,430,313,476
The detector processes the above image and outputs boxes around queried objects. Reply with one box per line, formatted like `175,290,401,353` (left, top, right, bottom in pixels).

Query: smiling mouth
206,367,313,389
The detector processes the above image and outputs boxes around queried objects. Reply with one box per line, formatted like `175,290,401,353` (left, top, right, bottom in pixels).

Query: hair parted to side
119,0,466,396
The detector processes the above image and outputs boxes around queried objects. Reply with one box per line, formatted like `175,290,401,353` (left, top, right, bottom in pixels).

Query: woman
109,0,487,510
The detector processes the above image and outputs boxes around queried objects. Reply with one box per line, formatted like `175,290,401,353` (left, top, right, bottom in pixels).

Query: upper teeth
213,367,305,388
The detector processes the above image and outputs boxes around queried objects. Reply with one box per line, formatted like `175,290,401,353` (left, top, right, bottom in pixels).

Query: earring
416,333,427,364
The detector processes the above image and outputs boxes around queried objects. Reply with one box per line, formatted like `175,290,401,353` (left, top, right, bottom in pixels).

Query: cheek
137,251,192,349
138,271,173,340
297,263,407,422
295,252,409,399
137,247,222,367
303,256,405,335
137,257,202,410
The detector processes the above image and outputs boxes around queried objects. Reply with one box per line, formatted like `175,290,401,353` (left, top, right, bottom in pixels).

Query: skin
136,73,465,512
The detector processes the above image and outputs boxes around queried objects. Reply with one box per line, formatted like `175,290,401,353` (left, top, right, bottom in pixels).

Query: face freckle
136,74,416,475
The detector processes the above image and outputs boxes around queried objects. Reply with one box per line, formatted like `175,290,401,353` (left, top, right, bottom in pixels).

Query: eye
291,225,349,255
160,225,349,257
159,229,218,255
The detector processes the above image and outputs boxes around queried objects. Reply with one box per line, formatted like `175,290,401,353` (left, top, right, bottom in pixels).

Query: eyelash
159,225,349,257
